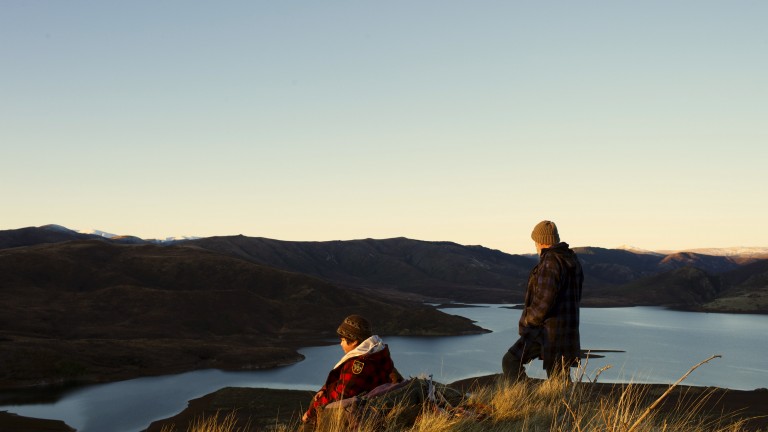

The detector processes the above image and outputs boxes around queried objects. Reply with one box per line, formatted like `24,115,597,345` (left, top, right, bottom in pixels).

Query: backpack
317,375,484,430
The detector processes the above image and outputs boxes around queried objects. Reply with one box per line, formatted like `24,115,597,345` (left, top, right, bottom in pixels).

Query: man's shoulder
543,244,581,266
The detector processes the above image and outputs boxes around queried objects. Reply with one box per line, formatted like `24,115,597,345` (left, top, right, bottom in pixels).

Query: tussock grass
160,410,249,432
167,356,759,432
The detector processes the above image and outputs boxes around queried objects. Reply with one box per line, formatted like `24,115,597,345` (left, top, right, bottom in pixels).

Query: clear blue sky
2,1,766,254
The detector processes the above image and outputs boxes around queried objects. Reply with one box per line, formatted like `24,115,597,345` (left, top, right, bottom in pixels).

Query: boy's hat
337,314,372,342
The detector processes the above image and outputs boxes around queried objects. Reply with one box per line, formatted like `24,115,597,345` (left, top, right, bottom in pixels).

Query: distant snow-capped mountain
616,245,665,256
654,247,768,258
78,228,118,238
76,228,200,242
617,244,768,258
155,235,202,242
39,225,200,243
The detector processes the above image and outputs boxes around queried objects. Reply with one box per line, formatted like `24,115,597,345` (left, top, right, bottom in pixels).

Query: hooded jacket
305,335,401,420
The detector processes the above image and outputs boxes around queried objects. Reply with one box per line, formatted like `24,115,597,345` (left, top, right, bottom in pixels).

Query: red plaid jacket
305,345,400,420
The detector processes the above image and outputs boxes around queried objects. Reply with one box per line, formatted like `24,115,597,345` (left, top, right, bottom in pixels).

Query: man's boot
545,360,572,383
502,351,526,383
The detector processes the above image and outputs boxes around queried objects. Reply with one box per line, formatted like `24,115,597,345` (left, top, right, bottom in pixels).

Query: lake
1,305,767,432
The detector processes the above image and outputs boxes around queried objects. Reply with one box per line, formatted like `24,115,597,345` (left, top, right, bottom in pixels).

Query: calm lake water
1,306,767,432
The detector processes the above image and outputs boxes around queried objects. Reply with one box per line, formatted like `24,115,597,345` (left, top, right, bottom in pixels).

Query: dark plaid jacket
514,242,584,368
306,345,400,420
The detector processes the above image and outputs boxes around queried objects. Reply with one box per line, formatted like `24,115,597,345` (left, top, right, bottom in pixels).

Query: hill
574,247,742,287
2,225,766,309
582,258,768,313
0,240,483,389
184,235,535,302
585,266,722,307
698,259,768,313
183,238,765,310
0,224,103,249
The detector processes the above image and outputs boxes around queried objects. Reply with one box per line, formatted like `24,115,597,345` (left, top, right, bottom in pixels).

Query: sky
2,1,766,254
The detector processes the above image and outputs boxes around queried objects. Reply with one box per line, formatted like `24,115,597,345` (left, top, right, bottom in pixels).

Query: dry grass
160,410,250,432
166,357,760,432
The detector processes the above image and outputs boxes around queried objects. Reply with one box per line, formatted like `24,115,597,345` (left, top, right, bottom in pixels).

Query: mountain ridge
5,224,766,257
1,225,765,310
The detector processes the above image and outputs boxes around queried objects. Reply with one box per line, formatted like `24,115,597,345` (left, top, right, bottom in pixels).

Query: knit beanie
531,220,560,245
337,314,372,342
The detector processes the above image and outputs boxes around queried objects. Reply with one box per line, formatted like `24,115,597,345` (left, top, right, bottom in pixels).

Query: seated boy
302,314,402,423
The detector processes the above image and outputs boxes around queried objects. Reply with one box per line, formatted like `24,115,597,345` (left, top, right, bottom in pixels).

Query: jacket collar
333,335,385,369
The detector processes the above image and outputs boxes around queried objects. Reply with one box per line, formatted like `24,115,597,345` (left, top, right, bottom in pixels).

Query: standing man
503,220,584,381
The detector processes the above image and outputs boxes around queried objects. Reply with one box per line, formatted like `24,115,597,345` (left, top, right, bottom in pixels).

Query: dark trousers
502,342,571,382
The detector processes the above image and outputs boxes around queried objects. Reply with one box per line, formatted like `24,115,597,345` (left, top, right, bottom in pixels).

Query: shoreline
147,375,768,432
0,352,308,401
3,371,767,432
